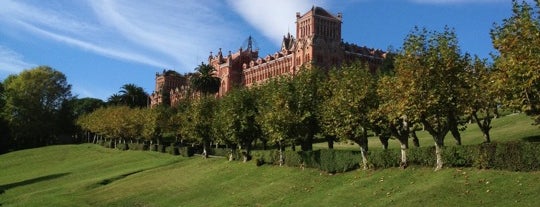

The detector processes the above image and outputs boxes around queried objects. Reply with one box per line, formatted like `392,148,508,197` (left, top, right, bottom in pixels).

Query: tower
295,6,343,69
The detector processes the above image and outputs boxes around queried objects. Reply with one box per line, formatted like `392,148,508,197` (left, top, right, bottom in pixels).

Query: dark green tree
190,62,220,96
2,66,73,149
118,83,148,108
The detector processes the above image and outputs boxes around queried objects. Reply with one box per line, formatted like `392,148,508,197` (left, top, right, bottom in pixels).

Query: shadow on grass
522,135,540,142
0,173,70,194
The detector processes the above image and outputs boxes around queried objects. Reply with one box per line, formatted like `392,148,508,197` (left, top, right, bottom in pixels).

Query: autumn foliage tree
393,27,470,170
491,0,540,125
320,63,377,169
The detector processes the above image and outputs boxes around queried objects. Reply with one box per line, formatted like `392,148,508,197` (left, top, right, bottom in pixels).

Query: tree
257,77,297,166
375,75,413,168
190,62,220,96
71,97,105,117
188,96,217,158
2,66,73,149
491,0,540,125
118,84,148,108
214,87,261,162
320,63,377,170
289,67,325,151
0,82,11,153
465,57,498,143
393,27,469,170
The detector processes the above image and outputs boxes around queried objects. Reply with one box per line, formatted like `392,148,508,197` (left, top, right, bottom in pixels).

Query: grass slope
314,113,540,150
1,144,540,206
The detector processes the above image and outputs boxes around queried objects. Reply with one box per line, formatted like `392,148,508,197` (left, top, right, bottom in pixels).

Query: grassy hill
1,143,539,206
1,113,539,206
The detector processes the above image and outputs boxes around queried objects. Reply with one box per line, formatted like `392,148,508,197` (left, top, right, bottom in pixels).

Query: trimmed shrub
158,144,167,153
300,150,320,169
284,151,302,167
97,140,105,146
443,145,476,167
252,150,279,165
370,149,401,169
318,149,360,173
408,146,435,166
118,143,129,151
180,146,195,157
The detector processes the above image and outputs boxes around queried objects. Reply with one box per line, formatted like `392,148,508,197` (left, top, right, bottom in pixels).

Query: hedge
92,140,540,172
252,141,540,172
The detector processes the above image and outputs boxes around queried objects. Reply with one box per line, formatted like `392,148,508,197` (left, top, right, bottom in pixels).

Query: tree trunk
449,113,462,145
379,135,389,150
434,140,444,171
400,142,408,169
278,142,284,166
202,140,210,159
360,147,368,170
410,131,420,147
473,111,492,143
358,129,369,170
326,135,334,149
242,143,252,163
262,140,267,150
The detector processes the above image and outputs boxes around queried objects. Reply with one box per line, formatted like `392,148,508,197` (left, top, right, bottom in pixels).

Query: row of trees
0,65,158,153
77,1,540,170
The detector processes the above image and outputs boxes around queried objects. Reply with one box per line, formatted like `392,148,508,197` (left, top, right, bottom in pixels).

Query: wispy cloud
227,0,328,46
0,45,35,74
0,0,244,72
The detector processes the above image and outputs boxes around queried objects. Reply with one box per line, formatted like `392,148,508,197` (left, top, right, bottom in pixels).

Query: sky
0,0,526,100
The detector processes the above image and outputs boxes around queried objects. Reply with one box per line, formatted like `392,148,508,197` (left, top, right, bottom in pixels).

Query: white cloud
0,45,35,74
0,0,244,72
227,0,329,46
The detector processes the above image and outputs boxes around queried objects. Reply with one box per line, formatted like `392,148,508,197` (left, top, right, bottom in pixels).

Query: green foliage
257,77,297,149
491,1,540,125
190,62,220,96
284,151,302,167
213,87,260,157
108,84,148,107
180,146,195,157
2,66,73,148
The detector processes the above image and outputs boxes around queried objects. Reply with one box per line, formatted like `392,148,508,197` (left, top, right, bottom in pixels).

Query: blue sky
0,0,523,100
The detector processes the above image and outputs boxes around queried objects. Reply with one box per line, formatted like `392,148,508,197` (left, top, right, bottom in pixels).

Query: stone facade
150,6,386,106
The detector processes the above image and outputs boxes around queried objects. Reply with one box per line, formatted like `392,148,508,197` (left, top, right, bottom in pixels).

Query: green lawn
1,143,540,206
1,114,539,206
314,113,540,151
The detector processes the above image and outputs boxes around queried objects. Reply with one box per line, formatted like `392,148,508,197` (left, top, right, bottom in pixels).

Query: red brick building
150,6,386,106
209,6,386,97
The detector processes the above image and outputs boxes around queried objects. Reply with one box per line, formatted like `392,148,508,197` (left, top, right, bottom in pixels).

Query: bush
370,149,400,169
300,150,320,169
408,146,435,166
180,146,195,157
158,144,167,153
284,151,302,167
443,145,476,167
318,149,360,173
118,143,129,151
252,150,279,165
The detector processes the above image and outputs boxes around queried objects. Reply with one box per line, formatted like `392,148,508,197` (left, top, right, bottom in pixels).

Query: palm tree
114,84,148,108
190,63,220,96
